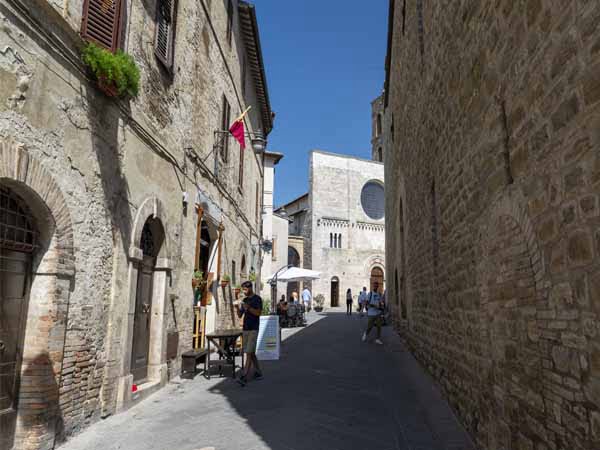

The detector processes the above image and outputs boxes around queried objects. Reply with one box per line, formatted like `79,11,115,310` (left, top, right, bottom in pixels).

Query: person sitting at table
277,295,287,315
234,281,263,386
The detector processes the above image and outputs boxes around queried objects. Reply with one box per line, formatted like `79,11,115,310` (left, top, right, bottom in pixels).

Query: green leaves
82,43,140,97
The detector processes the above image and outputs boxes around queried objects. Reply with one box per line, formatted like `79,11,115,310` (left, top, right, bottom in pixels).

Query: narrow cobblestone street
60,311,475,450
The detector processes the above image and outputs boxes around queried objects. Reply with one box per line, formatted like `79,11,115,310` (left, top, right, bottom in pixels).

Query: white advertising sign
256,315,280,360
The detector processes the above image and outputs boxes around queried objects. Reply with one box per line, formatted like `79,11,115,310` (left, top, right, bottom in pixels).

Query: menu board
256,315,280,360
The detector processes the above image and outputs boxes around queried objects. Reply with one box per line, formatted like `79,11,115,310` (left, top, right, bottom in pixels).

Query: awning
268,267,321,283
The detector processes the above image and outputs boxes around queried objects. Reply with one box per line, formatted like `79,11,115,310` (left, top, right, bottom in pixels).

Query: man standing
362,282,384,345
235,281,263,386
301,286,312,312
358,286,368,317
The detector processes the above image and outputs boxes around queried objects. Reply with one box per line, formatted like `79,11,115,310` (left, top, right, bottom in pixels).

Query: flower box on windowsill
82,43,140,99
97,76,118,97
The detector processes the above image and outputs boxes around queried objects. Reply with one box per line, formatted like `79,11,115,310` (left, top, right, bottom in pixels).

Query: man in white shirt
361,282,384,345
358,287,368,317
301,287,312,311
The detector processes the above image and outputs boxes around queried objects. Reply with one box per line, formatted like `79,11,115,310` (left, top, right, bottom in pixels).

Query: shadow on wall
85,91,133,257
18,353,64,449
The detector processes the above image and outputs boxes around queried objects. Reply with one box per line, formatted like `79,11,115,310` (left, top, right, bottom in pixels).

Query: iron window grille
0,186,38,253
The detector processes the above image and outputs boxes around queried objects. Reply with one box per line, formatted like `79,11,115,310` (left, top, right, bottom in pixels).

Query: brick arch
0,137,75,450
476,186,547,449
0,137,74,272
478,186,546,297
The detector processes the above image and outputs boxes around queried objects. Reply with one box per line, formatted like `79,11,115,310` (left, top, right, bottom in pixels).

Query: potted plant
220,274,231,288
191,270,204,289
248,271,257,282
261,301,271,316
314,294,325,312
82,43,140,98
233,283,241,299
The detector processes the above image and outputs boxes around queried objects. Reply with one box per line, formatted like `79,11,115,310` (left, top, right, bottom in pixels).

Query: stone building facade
0,0,272,448
277,151,385,307
384,1,600,449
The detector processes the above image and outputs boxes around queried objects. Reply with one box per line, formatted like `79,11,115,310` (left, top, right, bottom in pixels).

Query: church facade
309,151,386,307
277,150,385,308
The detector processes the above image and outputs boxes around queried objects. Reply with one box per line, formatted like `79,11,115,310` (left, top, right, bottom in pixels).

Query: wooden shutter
220,96,230,162
81,0,123,52
155,0,178,70
226,0,233,47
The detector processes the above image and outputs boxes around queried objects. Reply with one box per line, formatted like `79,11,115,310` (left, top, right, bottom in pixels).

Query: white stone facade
309,151,385,307
260,151,288,305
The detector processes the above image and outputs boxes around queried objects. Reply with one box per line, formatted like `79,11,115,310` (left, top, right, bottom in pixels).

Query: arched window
377,147,383,162
330,233,333,248
333,234,337,248
376,113,382,136
241,254,246,276
232,260,236,284
338,234,342,248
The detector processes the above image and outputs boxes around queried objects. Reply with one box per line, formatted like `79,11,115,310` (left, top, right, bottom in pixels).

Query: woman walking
346,288,353,315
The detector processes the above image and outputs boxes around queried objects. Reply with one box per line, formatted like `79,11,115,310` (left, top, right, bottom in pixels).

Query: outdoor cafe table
205,329,244,379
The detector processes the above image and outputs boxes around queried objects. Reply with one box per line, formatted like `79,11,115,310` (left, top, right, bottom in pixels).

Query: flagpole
234,105,252,123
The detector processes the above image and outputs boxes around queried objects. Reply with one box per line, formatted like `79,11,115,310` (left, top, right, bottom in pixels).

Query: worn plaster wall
385,1,600,449
0,0,267,447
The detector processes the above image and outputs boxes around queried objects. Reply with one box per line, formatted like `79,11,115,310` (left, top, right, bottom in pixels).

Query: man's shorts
242,330,258,353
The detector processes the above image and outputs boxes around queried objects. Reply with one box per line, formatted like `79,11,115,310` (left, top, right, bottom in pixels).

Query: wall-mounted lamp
251,130,266,153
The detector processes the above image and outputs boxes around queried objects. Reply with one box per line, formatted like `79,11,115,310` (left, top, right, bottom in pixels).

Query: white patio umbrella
268,266,321,283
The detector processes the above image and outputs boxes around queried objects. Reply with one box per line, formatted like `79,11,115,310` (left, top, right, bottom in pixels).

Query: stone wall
385,1,600,449
0,0,269,448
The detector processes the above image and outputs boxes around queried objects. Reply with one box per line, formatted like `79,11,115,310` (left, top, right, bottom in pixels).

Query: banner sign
256,315,280,360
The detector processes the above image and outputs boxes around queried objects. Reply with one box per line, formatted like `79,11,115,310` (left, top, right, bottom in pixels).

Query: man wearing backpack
361,281,384,345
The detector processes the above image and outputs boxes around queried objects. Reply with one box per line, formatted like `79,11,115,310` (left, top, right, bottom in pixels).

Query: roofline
273,212,293,222
274,192,309,210
264,150,284,164
239,2,273,135
371,93,384,106
310,149,384,166
384,0,395,108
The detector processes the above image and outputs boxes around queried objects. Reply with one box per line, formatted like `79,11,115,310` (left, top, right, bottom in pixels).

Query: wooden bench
181,349,209,379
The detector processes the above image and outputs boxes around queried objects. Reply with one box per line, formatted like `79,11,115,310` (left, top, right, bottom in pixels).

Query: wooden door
131,256,154,383
0,251,29,450
330,278,339,307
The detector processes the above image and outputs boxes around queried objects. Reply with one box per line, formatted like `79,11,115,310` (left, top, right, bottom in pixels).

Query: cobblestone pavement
59,310,476,450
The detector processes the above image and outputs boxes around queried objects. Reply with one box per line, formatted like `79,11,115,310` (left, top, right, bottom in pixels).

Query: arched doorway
370,267,384,293
287,246,301,301
0,185,37,450
131,217,164,384
330,276,339,307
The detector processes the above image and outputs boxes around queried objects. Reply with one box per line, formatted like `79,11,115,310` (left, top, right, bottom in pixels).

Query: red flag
229,120,246,150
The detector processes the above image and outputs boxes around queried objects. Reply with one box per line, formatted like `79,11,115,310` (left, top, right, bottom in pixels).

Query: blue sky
255,1,389,206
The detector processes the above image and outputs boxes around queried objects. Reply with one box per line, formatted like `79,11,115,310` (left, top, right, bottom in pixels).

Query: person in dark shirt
234,281,263,386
